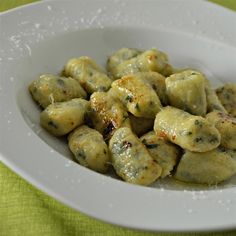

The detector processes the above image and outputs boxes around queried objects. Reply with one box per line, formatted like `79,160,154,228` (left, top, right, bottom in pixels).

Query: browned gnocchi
154,106,221,152
109,127,162,185
111,73,162,118
90,90,131,140
29,47,236,187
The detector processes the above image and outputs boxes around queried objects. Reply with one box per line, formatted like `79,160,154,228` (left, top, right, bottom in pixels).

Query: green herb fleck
57,78,65,86
125,95,133,102
208,135,219,144
99,86,107,91
194,119,203,127
76,149,86,160
195,137,203,143
135,103,140,111
48,121,58,129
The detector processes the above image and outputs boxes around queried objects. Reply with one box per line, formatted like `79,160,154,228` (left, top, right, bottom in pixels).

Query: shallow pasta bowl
0,0,236,232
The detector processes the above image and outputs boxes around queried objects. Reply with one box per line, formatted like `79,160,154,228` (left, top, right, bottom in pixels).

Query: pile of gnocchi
29,48,236,186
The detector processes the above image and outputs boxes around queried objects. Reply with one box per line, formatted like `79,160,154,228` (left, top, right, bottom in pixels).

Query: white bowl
0,0,236,232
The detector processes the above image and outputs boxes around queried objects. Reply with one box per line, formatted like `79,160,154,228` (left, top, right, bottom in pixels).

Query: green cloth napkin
0,1,236,236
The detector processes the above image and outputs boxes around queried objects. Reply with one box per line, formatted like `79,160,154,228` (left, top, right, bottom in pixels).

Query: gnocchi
90,90,131,140
109,127,162,185
205,79,227,113
154,106,221,152
40,98,89,136
107,47,142,79
68,125,110,173
216,83,236,117
29,74,87,108
109,48,173,79
140,131,180,178
174,148,236,185
166,70,207,116
29,47,236,187
111,73,162,118
63,56,111,94
135,71,168,105
206,111,236,149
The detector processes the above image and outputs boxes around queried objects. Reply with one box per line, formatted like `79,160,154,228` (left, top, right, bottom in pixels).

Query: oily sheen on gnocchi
29,47,236,187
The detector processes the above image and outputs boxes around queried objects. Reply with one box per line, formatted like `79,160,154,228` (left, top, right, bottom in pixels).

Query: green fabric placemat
0,1,235,236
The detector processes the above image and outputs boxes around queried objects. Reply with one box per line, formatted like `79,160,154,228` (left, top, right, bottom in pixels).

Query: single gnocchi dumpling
129,114,154,137
111,74,162,118
174,148,236,185
68,125,110,173
29,74,87,108
166,70,207,116
140,131,180,178
135,72,168,105
63,56,112,94
216,83,236,117
107,48,142,79
109,127,162,185
40,98,89,136
154,106,221,152
90,90,131,140
206,111,236,149
110,48,173,79
204,79,227,114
